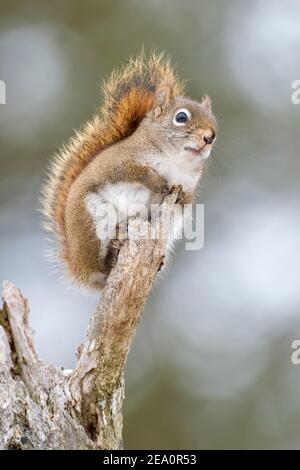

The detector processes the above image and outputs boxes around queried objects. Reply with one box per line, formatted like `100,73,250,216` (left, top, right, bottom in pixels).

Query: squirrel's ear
154,85,173,118
201,95,212,113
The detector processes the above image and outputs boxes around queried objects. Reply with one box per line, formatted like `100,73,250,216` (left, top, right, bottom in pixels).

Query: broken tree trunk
0,191,178,450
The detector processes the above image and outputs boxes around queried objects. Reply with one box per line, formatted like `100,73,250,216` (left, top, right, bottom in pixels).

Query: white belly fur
85,150,207,264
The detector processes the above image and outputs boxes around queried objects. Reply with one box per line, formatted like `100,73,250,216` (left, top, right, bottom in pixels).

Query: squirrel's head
146,84,217,159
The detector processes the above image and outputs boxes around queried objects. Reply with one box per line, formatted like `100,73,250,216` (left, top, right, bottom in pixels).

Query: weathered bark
0,191,178,450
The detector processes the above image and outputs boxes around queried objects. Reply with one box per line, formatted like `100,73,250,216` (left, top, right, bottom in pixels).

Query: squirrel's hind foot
88,272,108,290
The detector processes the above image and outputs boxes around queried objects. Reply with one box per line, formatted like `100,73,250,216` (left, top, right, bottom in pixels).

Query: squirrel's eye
174,109,190,126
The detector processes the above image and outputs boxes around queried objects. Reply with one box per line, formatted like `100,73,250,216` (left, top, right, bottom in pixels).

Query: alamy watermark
88,201,205,251
291,80,300,104
291,340,300,365
0,80,6,104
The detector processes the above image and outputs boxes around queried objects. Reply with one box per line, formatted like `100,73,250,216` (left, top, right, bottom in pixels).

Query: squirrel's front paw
162,184,176,198
162,184,186,204
175,185,187,205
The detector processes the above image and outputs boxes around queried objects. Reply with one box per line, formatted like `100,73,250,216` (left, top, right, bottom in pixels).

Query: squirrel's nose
203,129,216,145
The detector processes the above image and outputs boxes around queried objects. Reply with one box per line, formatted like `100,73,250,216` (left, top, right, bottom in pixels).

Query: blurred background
1,0,300,449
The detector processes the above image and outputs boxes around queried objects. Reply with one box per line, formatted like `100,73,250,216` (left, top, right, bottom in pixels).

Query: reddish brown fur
42,52,184,269
41,52,216,290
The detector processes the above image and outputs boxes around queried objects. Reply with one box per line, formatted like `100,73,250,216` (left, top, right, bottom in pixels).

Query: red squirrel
42,52,217,291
